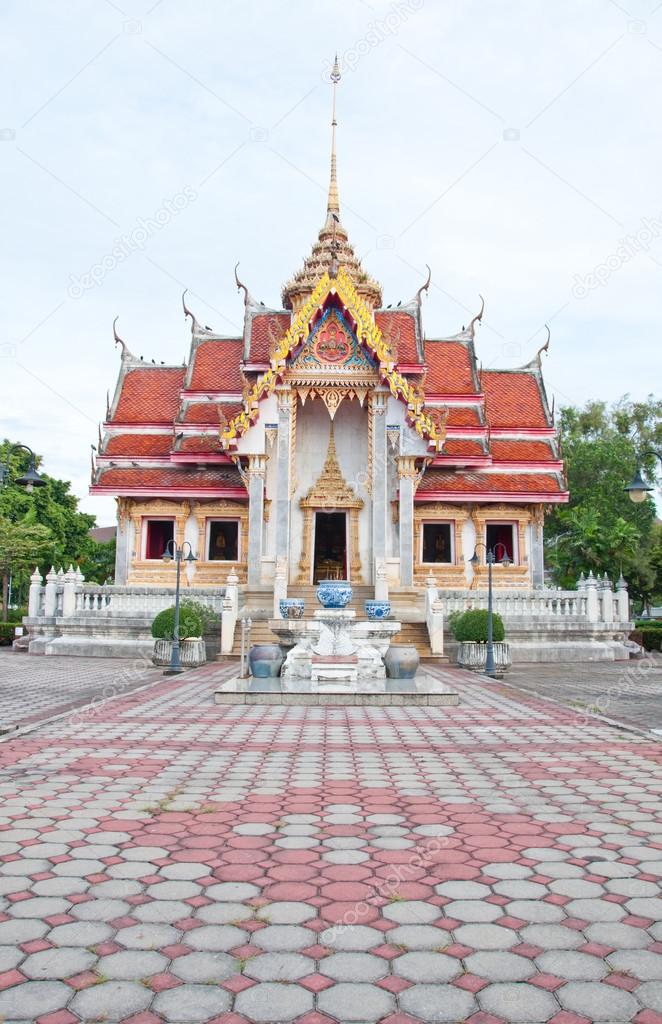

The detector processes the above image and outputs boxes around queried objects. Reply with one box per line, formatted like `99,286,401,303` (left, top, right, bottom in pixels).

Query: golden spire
327,55,341,217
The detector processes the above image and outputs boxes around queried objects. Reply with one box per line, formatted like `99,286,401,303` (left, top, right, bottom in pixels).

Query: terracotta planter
458,641,511,676
248,643,284,678
152,638,207,668
384,644,420,679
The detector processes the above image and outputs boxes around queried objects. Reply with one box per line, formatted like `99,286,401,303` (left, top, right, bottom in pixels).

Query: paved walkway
0,661,661,1023
0,650,162,731
507,655,662,734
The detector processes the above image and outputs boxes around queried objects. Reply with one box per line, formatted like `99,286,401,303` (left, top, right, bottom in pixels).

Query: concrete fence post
61,565,77,618
616,574,630,624
600,573,613,624
585,572,599,623
43,567,59,618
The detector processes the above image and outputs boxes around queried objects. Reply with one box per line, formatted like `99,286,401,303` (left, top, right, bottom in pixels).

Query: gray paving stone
0,919,48,944
399,983,476,1021
71,980,152,1021
318,981,394,1021
160,862,210,879
608,950,662,980
22,947,96,980
637,981,662,1011
98,949,167,979
435,881,492,899
446,899,504,923
90,879,142,898
258,901,316,924
520,924,584,949
318,952,387,982
454,923,519,950
71,897,130,920
196,901,249,925
548,879,606,898
585,922,651,948
33,877,90,897
146,880,201,900
558,980,639,1019
387,924,448,949
0,858,50,875
605,878,659,897
244,952,312,982
133,899,190,924
204,881,260,901
52,858,106,877
253,924,314,951
506,899,565,923
0,981,71,1018
393,951,461,982
464,950,536,982
153,983,231,1020
0,946,24,971
493,880,549,899
589,861,638,878
536,949,608,980
236,981,314,1021
479,981,559,1022
626,897,662,919
383,900,440,925
323,925,383,951
115,923,181,948
186,924,247,950
170,950,236,982
481,863,533,879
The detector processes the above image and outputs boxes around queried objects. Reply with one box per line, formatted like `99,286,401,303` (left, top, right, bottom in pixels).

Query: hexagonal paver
22,946,96,980
399,983,476,1021
186,924,248,951
454,923,518,950
258,901,316,924
465,950,536,982
558,980,640,1020
608,949,662,980
172,951,237,983
536,949,608,980
235,981,314,1021
0,980,71,1018
435,881,492,899
71,980,153,1021
115,923,181,948
393,951,461,983
519,924,584,949
585,922,650,948
383,900,440,924
98,949,168,979
153,983,232,1020
244,951,312,982
318,981,395,1021
321,951,389,982
479,981,559,1022
323,925,383,951
445,900,504,923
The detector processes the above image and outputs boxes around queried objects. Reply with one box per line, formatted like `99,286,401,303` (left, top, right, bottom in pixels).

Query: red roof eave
90,485,248,499
415,490,569,504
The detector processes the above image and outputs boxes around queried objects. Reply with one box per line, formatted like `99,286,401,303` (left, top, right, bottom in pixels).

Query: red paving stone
0,658,660,1022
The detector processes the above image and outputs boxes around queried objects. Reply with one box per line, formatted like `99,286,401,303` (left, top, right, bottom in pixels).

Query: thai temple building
91,62,568,599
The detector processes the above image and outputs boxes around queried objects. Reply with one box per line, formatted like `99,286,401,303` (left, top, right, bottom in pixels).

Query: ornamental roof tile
104,433,173,456
188,339,244,391
444,406,484,427
490,438,557,462
441,439,487,458
418,469,564,495
94,465,245,491
176,434,223,454
112,366,185,424
424,340,478,394
375,310,418,364
482,369,549,428
248,312,291,362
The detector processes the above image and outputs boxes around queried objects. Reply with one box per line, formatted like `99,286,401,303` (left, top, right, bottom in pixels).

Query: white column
246,455,268,586
397,456,418,588
617,574,630,623
61,566,77,618
275,392,292,563
371,392,388,569
28,568,43,618
585,572,599,622
43,567,58,617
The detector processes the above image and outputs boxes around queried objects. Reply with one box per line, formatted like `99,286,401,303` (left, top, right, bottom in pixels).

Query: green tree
0,518,52,621
546,397,661,608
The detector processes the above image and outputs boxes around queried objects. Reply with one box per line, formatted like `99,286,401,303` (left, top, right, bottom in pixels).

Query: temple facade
92,65,568,595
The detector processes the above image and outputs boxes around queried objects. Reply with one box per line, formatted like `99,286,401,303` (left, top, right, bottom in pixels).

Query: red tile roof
375,311,418,364
482,370,549,428
424,341,477,394
445,406,483,427
490,439,556,462
441,439,487,458
177,435,223,454
105,433,173,457
418,469,564,496
94,466,245,491
189,339,244,391
249,313,291,362
113,367,185,424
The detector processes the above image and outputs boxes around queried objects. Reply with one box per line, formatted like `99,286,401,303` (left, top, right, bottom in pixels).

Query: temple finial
327,55,341,218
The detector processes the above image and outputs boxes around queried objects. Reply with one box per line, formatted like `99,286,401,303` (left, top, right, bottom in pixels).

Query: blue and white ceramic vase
384,644,419,679
365,600,391,620
248,644,284,678
316,580,353,609
279,598,305,619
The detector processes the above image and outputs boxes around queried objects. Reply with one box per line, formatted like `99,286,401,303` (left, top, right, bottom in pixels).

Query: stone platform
214,671,460,705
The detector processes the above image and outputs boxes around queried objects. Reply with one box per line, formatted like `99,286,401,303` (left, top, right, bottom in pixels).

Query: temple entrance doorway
313,512,347,582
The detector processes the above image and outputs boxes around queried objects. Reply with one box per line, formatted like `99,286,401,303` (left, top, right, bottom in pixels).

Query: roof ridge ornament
181,289,202,335
415,264,432,305
468,294,485,338
327,54,341,218
234,262,256,307
524,324,551,370
113,317,136,361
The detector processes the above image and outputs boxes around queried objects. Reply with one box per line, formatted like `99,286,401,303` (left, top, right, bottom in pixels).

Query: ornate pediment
287,308,377,383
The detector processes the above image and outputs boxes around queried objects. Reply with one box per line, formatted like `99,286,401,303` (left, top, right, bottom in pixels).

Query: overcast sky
2,0,661,524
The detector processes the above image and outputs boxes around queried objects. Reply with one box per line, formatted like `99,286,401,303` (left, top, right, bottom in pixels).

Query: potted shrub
452,608,511,676
151,600,212,668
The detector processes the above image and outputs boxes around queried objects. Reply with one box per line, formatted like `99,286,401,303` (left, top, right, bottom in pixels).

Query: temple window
144,518,174,560
207,520,239,561
422,522,453,564
486,522,516,563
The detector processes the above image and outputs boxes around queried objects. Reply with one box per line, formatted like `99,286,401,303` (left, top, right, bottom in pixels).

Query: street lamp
161,539,197,676
469,541,512,678
625,450,661,503
0,444,46,493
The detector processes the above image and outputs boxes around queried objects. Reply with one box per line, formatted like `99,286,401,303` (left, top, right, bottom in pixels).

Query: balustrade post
61,566,77,618
43,567,58,618
585,572,599,623
28,567,43,618
616,574,630,624
599,573,614,623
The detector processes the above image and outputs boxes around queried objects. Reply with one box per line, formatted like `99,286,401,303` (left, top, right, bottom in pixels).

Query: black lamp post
0,444,46,493
625,450,661,503
469,541,512,678
162,539,197,676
